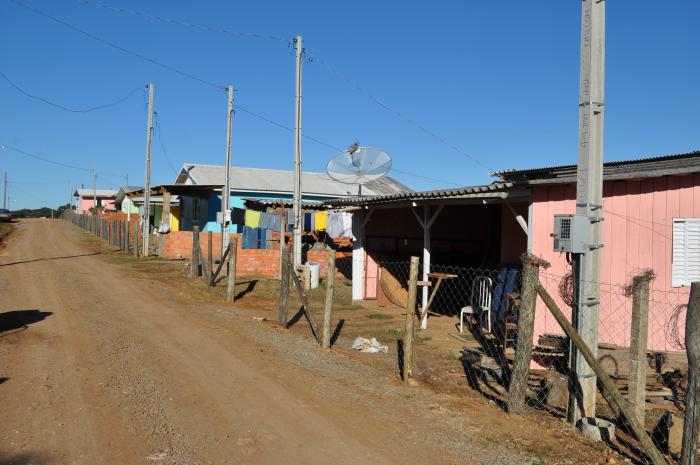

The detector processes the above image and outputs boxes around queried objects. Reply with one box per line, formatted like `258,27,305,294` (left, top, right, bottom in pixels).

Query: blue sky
1,0,697,209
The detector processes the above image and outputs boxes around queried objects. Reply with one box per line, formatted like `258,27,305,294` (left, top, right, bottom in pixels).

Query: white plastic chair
459,276,493,333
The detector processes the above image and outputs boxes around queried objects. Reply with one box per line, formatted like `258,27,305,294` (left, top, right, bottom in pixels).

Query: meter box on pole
552,214,589,254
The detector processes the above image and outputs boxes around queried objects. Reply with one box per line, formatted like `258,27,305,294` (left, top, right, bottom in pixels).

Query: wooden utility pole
279,245,289,326
142,83,154,257
292,34,303,267
222,85,234,255
570,0,606,424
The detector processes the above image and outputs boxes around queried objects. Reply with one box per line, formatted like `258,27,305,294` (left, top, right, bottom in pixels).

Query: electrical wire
12,0,464,189
8,0,226,91
78,0,288,43
303,51,494,172
72,0,494,173
1,142,91,172
0,70,140,113
153,112,179,174
0,142,125,181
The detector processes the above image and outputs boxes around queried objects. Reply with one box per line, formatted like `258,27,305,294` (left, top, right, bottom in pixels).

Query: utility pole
292,34,303,267
68,180,71,211
569,0,605,424
142,83,154,257
222,85,234,255
3,171,7,210
92,167,97,216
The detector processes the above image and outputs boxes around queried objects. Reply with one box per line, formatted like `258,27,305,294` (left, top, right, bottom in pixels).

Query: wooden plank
536,283,669,465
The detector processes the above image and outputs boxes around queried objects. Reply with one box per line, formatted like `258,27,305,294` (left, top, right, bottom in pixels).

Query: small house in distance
172,163,412,232
73,188,118,214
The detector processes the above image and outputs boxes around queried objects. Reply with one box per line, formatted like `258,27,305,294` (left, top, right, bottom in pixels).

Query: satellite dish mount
326,142,392,196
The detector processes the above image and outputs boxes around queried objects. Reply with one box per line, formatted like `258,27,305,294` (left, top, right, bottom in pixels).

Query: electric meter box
552,214,588,254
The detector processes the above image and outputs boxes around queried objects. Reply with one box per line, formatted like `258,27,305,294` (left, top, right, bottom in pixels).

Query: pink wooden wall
530,174,696,352
78,197,116,214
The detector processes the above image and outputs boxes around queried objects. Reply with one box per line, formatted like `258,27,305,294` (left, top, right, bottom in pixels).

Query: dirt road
0,220,533,465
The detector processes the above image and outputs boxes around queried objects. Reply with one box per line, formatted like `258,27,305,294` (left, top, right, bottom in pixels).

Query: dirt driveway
0,220,579,465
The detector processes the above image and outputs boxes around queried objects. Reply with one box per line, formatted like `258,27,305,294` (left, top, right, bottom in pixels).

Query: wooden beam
504,200,528,235
536,283,668,465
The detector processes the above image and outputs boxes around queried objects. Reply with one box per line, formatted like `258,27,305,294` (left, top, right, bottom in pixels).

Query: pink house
340,150,698,353
496,150,700,352
74,188,118,214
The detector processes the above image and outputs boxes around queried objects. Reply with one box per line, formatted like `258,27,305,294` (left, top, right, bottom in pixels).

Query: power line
78,0,288,43
1,142,91,172
0,70,140,113
153,112,179,174
9,0,226,91
390,168,460,187
72,0,494,173
12,0,461,189
0,142,125,180
305,51,494,172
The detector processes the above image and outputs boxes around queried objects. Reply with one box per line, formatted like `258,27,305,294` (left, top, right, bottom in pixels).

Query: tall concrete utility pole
92,167,97,215
222,85,234,255
3,171,7,210
292,34,303,267
569,0,605,424
142,83,155,257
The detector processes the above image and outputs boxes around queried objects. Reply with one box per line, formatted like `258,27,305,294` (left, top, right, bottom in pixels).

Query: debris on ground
352,337,388,353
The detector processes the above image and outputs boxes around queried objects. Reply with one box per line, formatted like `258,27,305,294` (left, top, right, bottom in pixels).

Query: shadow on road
0,252,104,267
0,452,48,465
0,309,53,335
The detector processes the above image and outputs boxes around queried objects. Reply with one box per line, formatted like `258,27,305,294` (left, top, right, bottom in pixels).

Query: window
672,218,700,287
96,198,103,207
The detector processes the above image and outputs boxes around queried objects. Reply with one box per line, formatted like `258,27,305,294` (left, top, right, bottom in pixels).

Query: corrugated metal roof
243,198,326,210
494,150,700,182
325,182,515,207
174,163,412,197
74,188,118,198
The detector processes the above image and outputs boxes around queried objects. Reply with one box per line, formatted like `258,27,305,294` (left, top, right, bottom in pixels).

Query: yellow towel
314,211,327,230
245,209,261,228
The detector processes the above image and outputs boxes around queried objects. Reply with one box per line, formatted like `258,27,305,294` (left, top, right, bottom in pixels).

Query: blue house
171,163,412,232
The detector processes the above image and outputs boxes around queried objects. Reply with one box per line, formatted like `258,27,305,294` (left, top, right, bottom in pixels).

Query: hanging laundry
231,207,245,225
327,212,353,238
314,211,328,231
244,209,261,228
303,213,312,232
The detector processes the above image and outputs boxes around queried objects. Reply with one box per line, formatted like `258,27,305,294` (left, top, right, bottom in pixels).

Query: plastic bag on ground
351,337,388,354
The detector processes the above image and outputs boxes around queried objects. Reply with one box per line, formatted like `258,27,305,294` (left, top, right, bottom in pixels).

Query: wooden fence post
192,226,200,277
279,245,289,326
279,213,285,280
133,222,139,258
508,255,545,414
536,283,669,465
124,221,129,252
226,236,237,302
321,250,337,349
402,256,420,383
681,282,700,465
207,231,213,284
629,273,652,426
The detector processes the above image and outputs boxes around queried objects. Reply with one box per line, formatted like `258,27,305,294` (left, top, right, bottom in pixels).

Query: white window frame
672,218,700,287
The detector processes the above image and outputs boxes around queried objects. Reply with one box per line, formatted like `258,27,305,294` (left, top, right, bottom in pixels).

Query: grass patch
366,312,393,320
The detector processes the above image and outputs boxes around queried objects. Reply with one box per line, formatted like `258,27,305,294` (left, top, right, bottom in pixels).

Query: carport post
422,205,430,329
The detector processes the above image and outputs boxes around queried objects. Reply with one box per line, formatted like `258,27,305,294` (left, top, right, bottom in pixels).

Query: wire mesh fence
377,257,696,464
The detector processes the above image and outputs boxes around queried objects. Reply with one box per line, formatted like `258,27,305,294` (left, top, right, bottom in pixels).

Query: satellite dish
326,143,392,195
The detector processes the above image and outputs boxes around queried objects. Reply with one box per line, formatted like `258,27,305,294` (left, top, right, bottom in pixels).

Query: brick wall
161,230,351,279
